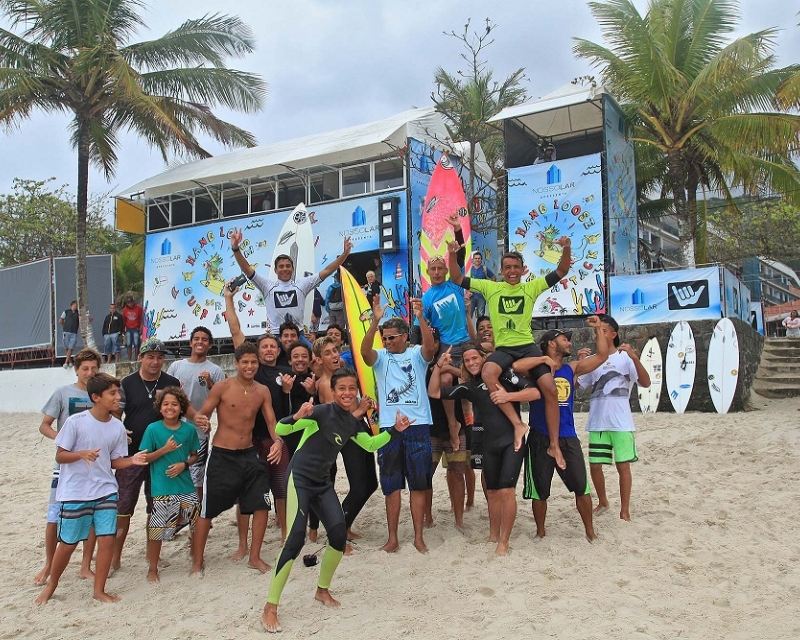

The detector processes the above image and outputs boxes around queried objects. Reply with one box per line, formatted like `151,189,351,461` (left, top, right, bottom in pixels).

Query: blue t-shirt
140,420,201,497
340,350,354,368
373,345,432,428
529,363,577,438
421,281,470,345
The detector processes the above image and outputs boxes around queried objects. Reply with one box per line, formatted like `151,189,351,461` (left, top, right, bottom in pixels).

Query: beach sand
3,396,800,639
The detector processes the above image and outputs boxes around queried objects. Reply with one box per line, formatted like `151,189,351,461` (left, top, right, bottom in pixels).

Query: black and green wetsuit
266,402,398,605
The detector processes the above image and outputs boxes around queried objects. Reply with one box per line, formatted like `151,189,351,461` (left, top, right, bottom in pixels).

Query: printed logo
351,205,367,227
632,289,645,305
334,433,343,446
667,280,709,310
161,238,172,255
546,165,561,185
498,296,525,315
274,290,298,309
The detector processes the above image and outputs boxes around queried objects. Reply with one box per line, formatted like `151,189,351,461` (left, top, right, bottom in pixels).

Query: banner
508,153,604,317
143,192,406,341
604,96,639,275
609,267,722,324
0,259,52,351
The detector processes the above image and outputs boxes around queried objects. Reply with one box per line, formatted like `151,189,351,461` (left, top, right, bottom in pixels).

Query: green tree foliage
114,234,144,297
574,0,800,267
707,197,800,266
431,18,528,237
0,0,267,346
0,178,124,266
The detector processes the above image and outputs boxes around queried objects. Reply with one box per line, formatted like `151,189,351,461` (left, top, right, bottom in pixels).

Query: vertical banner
508,153,604,317
143,193,406,340
722,267,741,319
609,267,722,324
603,95,639,275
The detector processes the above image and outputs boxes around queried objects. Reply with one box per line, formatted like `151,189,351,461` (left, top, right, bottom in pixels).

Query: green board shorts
588,431,638,465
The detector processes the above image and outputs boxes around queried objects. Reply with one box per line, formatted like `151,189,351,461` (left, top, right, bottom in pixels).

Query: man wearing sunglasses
362,296,436,554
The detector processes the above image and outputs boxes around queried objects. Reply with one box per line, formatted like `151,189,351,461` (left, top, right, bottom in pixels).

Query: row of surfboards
638,318,740,415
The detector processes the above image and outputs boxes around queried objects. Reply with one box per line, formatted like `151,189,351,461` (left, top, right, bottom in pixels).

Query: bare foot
586,531,598,542
315,588,341,607
455,523,466,535
33,568,49,586
147,570,160,583
413,539,429,554
380,540,400,553
34,584,56,605
230,546,248,562
93,591,121,603
513,421,528,452
247,558,271,573
495,541,509,556
620,511,631,522
78,567,95,580
547,444,566,470
308,529,318,543
536,528,546,539
465,502,474,512
262,603,282,633
423,518,434,529
593,504,609,516
344,543,354,556
189,563,204,578
346,529,362,540
487,536,499,544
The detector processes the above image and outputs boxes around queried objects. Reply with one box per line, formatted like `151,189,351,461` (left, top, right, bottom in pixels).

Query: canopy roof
489,83,609,140
120,107,465,200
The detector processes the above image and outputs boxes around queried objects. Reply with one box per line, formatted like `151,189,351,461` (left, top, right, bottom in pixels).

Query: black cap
597,314,620,347
539,329,573,354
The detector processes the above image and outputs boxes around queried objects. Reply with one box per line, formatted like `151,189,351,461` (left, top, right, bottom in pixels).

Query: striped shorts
57,493,118,544
147,493,200,541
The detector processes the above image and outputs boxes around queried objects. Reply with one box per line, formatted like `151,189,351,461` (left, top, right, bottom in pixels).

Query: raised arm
573,315,609,376
361,296,385,366
447,238,465,286
230,228,255,278
555,236,572,278
447,212,467,268
318,237,353,281
224,281,246,348
619,343,651,388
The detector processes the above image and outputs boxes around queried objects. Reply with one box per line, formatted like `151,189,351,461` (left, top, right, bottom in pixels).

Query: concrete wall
547,318,764,413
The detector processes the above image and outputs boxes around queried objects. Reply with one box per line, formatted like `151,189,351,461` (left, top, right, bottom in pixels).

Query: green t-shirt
140,420,200,497
467,277,549,347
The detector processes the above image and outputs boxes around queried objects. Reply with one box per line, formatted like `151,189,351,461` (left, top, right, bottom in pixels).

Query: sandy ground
2,396,800,639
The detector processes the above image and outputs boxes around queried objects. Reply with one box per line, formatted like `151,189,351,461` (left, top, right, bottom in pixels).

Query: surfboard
340,266,381,434
707,318,739,414
271,203,316,331
419,154,472,293
666,321,696,414
638,336,662,414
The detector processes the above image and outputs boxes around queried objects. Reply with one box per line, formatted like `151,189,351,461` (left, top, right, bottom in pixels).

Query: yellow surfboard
340,266,381,434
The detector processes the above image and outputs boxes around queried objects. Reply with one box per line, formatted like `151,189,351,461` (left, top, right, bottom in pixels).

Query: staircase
753,338,800,399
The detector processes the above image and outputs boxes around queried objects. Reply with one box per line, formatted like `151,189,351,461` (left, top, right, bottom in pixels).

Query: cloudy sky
1,0,797,200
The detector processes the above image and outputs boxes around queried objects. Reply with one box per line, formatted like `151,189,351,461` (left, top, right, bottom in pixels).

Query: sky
1,0,798,202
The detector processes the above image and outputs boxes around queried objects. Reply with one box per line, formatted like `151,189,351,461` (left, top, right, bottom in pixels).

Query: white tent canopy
489,83,609,140
119,107,491,200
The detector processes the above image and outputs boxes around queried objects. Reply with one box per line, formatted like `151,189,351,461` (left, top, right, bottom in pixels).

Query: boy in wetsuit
261,369,413,633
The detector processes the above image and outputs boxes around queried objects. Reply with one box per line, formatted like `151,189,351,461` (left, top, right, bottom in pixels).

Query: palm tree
0,0,266,348
574,0,800,266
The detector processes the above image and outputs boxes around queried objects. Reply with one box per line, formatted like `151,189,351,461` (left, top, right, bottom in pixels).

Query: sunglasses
382,333,405,342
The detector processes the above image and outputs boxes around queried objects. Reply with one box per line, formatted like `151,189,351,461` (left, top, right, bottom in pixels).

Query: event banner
604,96,639,275
609,267,722,325
722,266,751,323
143,192,405,341
508,153,605,317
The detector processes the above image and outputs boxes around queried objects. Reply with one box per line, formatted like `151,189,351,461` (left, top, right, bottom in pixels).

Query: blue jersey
529,363,577,438
421,281,470,345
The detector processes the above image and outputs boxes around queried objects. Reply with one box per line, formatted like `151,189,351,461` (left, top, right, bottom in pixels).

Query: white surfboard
271,203,317,330
666,321,696,414
638,337,663,414
707,318,739,414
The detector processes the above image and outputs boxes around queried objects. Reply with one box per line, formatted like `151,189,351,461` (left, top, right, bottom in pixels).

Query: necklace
234,377,256,395
141,374,161,399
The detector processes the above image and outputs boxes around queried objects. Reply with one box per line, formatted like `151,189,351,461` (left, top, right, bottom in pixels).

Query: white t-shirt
373,345,432,428
577,351,639,432
166,358,225,441
251,271,321,333
54,410,129,501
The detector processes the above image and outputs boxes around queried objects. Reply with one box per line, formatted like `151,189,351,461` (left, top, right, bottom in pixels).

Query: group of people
59,297,143,366
37,218,652,635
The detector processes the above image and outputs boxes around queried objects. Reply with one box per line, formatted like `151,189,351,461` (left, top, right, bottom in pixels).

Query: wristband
232,246,241,253
184,460,190,470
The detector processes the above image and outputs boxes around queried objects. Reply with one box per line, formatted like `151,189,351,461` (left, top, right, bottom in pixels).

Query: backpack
328,284,343,310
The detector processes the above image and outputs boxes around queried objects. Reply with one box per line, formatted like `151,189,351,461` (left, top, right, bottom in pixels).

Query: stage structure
117,108,497,342
490,83,639,318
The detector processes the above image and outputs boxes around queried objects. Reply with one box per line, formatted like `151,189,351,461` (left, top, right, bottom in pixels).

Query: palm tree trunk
76,119,96,349
667,150,695,267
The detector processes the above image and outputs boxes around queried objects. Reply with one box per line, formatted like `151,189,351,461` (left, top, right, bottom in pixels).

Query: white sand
4,397,800,639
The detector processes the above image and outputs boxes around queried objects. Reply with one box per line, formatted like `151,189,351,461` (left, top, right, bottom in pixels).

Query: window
278,177,306,208
222,183,249,218
171,197,193,227
342,165,370,197
251,182,276,212
374,158,404,191
147,200,169,231
195,193,217,222
310,171,340,203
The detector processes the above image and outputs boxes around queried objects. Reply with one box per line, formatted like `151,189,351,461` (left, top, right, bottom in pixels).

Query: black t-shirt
120,371,180,455
253,363,292,440
440,378,521,447
426,365,465,440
